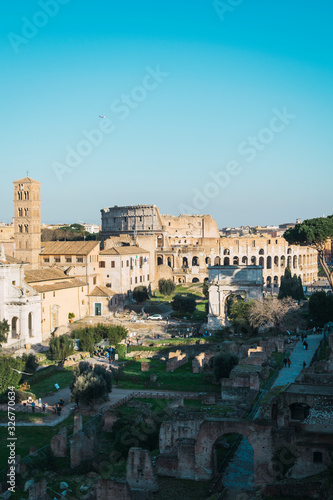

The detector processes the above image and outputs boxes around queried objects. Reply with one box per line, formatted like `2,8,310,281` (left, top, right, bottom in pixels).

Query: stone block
141,362,150,372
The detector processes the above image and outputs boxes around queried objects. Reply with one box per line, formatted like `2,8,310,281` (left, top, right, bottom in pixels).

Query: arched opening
273,276,279,287
242,256,248,265
251,256,256,265
289,403,311,421
223,257,230,265
223,249,230,255
28,312,33,338
157,235,163,248
192,256,199,266
213,433,255,489
293,255,297,268
157,256,163,266
281,255,285,267
267,256,272,269
192,277,199,283
167,257,172,268
11,317,19,339
233,256,239,265
183,257,188,268
214,256,221,266
259,257,264,267
259,249,264,255
287,248,292,255
225,293,245,319
287,256,292,268
205,257,211,266
266,276,272,287
274,256,279,267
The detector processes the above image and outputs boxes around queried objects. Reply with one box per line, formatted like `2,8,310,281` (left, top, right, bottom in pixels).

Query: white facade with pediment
208,265,263,329
0,251,42,349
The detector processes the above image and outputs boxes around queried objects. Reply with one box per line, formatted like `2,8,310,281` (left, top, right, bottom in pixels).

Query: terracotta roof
89,285,116,297
13,177,41,184
0,255,27,265
40,241,100,255
100,246,149,256
25,268,68,283
31,279,88,293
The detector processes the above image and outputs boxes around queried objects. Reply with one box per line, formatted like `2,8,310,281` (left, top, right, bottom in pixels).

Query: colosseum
101,205,318,289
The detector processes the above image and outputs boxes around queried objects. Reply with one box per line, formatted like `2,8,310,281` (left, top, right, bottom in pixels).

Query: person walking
31,401,35,413
287,358,291,368
283,357,288,368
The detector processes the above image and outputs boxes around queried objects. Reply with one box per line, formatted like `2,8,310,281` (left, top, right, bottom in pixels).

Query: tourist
42,403,46,412
283,358,287,367
31,401,35,413
57,405,62,417
287,358,291,368
303,341,308,350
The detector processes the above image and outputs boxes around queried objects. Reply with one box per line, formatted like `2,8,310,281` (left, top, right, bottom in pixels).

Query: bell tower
13,177,41,267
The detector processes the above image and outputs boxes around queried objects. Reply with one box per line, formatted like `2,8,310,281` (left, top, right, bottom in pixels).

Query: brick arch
194,420,274,486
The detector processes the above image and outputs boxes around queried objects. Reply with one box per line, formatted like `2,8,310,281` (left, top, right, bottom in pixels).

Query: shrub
171,294,196,314
133,286,149,303
158,278,176,296
115,344,126,359
213,352,239,382
0,356,25,395
49,335,74,362
71,361,111,407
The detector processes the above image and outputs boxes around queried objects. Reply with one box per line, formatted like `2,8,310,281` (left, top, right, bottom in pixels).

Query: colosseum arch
192,256,199,266
281,255,285,267
259,249,265,255
224,257,230,265
205,256,211,265
267,256,272,269
242,256,248,265
274,256,279,267
251,256,257,265
157,255,163,266
214,256,221,265
259,256,264,267
224,249,230,255
233,256,239,265
293,255,297,268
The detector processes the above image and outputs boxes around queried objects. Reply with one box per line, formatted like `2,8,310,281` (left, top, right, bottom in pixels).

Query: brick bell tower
13,177,41,267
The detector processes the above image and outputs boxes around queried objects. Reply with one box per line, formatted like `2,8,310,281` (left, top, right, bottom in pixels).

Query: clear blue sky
1,0,332,227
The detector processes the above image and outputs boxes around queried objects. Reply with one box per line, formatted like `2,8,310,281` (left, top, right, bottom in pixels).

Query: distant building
82,223,100,234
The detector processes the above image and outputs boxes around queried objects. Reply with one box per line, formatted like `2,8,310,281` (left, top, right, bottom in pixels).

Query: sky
1,0,332,228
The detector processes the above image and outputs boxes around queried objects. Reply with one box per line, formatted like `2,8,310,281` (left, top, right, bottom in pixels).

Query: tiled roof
89,285,116,297
25,268,67,283
0,255,26,265
40,241,100,255
13,177,41,184
31,279,87,293
100,245,149,256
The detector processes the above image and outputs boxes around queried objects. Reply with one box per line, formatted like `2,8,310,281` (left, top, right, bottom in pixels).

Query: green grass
118,359,220,393
29,368,74,398
0,410,49,423
0,414,75,471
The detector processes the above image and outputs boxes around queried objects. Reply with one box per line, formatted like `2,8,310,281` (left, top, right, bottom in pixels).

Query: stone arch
214,256,221,266
28,312,33,338
266,276,272,287
205,256,211,266
259,256,264,267
274,256,279,267
223,249,230,255
287,256,292,268
157,255,163,266
267,256,272,269
287,248,292,254
251,256,256,265
233,256,239,265
192,277,199,283
11,317,19,339
259,249,264,255
242,256,248,265
281,255,285,267
293,255,297,268
273,276,279,287
223,257,230,265
183,257,188,268
167,256,172,268
193,420,273,486
192,256,199,266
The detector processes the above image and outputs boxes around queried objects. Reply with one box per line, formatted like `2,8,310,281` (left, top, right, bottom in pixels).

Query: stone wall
50,427,67,457
166,350,187,372
192,352,215,373
95,479,131,500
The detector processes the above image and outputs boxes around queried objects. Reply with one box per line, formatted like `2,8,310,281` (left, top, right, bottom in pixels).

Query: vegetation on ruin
48,334,75,362
284,215,333,290
70,361,112,407
133,285,150,303
213,352,239,382
158,278,176,296
278,267,305,300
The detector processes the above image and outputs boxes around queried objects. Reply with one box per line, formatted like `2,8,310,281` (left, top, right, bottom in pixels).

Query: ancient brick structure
102,410,118,432
95,479,131,500
50,427,67,457
166,350,187,372
28,479,48,500
126,448,158,493
192,352,215,373
141,361,150,372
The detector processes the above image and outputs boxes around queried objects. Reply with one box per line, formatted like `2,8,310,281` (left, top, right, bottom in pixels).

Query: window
99,261,106,268
268,239,271,244
24,191,29,200
18,208,23,216
53,291,55,297
24,225,29,233
19,225,23,233
18,191,22,200
126,260,129,267
54,257,60,263
24,208,29,216
121,261,123,267
81,287,84,292
130,278,132,284
12,281,16,285
65,257,72,263
313,452,322,464
140,276,142,282
135,277,138,284
111,261,115,268
42,293,45,299
93,277,97,285
106,283,112,288
43,257,50,263
76,257,83,263
147,274,149,281
82,300,85,305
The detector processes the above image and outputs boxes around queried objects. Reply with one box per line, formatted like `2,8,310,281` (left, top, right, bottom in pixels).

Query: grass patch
118,359,220,393
29,368,74,398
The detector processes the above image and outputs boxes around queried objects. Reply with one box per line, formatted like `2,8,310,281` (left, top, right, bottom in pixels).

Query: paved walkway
222,333,324,492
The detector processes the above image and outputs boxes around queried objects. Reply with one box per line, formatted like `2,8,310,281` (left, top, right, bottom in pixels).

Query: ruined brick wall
50,427,67,457
126,448,158,492
95,479,131,500
166,350,187,372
